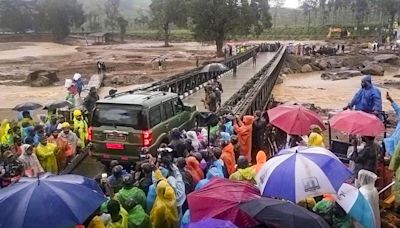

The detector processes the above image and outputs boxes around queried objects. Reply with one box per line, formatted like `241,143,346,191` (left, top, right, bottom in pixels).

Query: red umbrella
267,104,325,135
330,110,384,136
188,178,260,227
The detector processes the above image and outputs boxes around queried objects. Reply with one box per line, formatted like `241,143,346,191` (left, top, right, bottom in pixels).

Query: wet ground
273,69,400,112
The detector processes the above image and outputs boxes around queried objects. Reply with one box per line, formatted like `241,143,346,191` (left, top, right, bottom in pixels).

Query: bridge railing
108,43,280,97
219,45,287,116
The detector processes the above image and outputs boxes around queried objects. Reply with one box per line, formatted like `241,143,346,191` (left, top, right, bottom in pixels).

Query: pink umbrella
187,178,260,227
267,104,325,135
330,110,384,136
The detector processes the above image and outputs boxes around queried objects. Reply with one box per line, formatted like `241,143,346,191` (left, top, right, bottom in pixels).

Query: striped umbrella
334,183,376,228
256,146,352,203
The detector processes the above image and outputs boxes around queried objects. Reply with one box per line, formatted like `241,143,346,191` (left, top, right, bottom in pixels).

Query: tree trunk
163,23,170,47
216,37,224,57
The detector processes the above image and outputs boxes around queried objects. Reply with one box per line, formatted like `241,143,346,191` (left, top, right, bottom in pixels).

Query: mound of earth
25,70,59,87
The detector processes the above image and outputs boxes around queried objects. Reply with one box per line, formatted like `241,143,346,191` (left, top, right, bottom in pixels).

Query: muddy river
273,69,400,112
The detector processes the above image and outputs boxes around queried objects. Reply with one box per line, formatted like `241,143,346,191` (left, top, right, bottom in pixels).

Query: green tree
300,0,318,32
35,0,85,40
149,0,188,47
190,0,272,56
117,16,128,41
0,0,35,33
105,0,120,34
270,0,285,27
373,0,400,31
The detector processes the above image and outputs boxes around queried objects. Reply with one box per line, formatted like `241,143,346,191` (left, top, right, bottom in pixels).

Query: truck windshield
92,104,146,129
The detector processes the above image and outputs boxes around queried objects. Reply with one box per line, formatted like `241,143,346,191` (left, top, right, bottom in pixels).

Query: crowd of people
0,109,88,188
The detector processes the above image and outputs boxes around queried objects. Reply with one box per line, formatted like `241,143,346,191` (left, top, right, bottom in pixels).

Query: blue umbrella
256,146,352,203
0,173,106,228
334,183,376,228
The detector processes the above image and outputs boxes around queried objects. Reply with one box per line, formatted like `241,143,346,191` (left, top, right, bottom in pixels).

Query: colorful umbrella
0,173,106,228
256,146,352,203
334,183,376,228
188,178,260,227
330,110,384,136
185,218,237,228
267,104,325,135
240,198,330,228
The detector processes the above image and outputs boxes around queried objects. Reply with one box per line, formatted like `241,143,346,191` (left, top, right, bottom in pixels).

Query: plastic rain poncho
150,180,178,228
36,142,58,174
195,167,223,190
390,145,400,208
357,169,380,228
234,116,254,162
384,101,400,155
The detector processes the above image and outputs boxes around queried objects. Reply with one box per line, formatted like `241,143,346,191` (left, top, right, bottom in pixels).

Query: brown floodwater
272,69,400,112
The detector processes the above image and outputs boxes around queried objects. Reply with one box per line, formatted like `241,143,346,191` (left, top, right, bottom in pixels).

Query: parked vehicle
90,90,198,163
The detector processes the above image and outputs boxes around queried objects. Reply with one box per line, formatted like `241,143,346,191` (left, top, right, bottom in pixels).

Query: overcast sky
283,0,300,9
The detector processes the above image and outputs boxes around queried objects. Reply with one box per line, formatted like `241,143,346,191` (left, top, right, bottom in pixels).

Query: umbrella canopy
200,63,229,73
330,110,384,136
185,218,237,228
334,183,376,228
240,198,330,228
44,100,73,110
188,178,260,227
12,102,42,112
0,173,106,228
267,104,325,135
256,146,352,203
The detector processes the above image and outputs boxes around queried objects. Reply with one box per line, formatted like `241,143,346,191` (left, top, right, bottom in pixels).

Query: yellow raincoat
308,132,325,147
36,142,58,174
390,145,400,207
229,167,256,184
0,119,9,138
0,120,11,145
150,179,178,228
106,207,129,228
74,118,88,146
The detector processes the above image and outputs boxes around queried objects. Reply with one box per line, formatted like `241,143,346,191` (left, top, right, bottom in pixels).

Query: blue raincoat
195,167,223,190
385,101,400,155
348,75,382,113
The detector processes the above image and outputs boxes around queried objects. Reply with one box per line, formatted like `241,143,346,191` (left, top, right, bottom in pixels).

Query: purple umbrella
185,218,238,228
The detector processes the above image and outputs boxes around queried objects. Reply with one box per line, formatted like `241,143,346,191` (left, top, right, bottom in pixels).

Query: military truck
89,90,198,162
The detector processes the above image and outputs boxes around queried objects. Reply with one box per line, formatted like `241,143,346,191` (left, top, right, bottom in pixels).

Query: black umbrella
44,100,73,110
12,102,42,112
240,198,330,228
200,63,229,73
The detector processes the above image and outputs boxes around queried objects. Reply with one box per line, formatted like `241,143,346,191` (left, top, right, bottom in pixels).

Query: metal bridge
65,43,287,177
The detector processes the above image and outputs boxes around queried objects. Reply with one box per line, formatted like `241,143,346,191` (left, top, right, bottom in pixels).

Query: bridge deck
183,52,276,112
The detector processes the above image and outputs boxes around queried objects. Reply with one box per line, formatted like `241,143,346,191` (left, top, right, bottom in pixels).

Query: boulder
31,75,51,87
276,77,284,84
25,70,59,87
327,59,342,68
374,54,400,65
361,64,384,76
321,70,362,81
315,59,328,70
282,67,292,74
301,64,313,73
